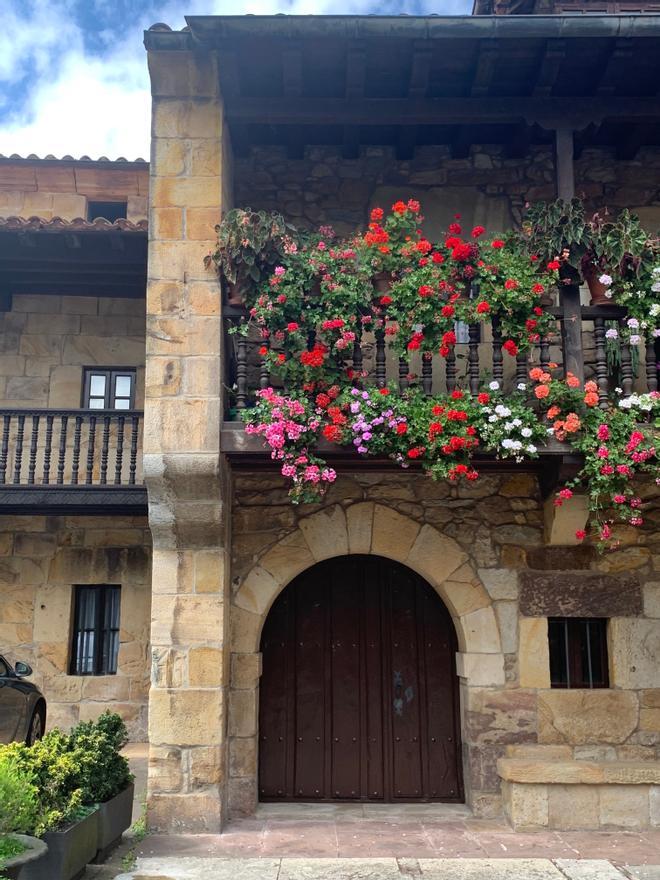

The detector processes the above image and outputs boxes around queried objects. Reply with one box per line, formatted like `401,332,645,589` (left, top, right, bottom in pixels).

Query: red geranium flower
370,207,384,222
471,226,485,238
503,340,519,356
491,239,504,249
476,301,490,314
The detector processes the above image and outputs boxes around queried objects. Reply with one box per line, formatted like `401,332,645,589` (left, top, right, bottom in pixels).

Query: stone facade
226,472,660,826
144,50,232,832
0,514,151,739
0,293,146,410
234,143,660,237
0,159,149,222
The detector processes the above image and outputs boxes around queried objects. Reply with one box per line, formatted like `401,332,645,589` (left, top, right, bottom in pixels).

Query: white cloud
0,0,471,160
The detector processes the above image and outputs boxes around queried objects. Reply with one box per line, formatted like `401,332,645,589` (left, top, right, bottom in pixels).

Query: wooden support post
555,127,584,385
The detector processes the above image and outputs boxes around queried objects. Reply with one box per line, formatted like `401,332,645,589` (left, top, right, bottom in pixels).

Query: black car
0,654,47,745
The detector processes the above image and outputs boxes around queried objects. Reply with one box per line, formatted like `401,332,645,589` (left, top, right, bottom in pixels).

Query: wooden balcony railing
221,300,659,458
0,408,146,513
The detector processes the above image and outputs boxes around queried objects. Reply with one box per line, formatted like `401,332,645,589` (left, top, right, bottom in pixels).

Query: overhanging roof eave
166,13,660,46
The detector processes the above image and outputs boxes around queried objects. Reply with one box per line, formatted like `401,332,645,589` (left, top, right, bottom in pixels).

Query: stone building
1,6,660,837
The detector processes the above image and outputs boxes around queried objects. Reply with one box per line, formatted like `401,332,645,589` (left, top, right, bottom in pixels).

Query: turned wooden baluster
56,415,68,485
42,414,53,484
129,416,139,485
515,353,528,389
99,415,111,485
540,336,551,373
619,319,634,397
468,324,480,396
235,331,248,410
0,414,10,485
646,338,658,393
71,415,83,485
352,332,363,385
85,416,96,485
593,316,609,408
422,354,433,396
259,341,270,389
13,414,25,484
27,415,39,484
114,416,125,485
491,316,504,386
445,350,457,393
398,357,409,392
375,328,386,389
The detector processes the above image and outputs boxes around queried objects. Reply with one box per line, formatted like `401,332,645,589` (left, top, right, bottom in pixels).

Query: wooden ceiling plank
470,39,498,98
596,38,633,96
533,38,566,97
282,43,303,98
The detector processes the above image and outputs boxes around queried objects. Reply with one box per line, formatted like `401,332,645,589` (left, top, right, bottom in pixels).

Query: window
70,585,121,676
87,200,128,223
83,368,136,410
548,618,609,689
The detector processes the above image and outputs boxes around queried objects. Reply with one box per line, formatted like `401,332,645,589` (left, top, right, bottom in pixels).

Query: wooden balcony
0,408,147,514
220,298,659,477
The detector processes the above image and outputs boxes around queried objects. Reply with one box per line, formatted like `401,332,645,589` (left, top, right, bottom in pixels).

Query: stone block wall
0,293,146,409
144,48,233,832
0,160,149,221
0,514,151,739
234,143,660,236
228,471,660,819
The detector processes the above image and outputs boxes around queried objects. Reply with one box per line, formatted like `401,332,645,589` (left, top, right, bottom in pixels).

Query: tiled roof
0,216,148,233
0,154,148,165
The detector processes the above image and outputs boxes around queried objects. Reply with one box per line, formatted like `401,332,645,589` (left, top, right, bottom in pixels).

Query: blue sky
1,0,472,160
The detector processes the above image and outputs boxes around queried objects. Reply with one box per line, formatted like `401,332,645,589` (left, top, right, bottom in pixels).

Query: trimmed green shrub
69,712,133,803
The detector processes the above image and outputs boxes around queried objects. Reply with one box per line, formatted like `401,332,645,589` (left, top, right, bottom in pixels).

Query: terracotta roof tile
0,216,148,233
0,154,148,166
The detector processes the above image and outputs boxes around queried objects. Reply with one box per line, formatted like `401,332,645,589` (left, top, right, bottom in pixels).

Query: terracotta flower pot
373,271,394,294
583,267,611,306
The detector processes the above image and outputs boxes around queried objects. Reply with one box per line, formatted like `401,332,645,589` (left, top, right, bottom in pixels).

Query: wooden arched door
259,554,463,803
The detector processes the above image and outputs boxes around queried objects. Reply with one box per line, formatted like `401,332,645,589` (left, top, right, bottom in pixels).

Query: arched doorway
258,554,463,803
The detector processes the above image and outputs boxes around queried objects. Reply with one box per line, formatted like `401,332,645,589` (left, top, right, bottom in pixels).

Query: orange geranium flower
566,372,580,388
535,385,550,399
564,412,581,433
547,405,560,419
584,380,597,393
529,367,543,381
584,392,599,407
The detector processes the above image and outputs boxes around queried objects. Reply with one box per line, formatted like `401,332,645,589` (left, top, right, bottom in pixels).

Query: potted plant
68,713,134,862
359,201,426,292
583,209,655,305
0,758,48,880
205,208,297,305
1,730,98,880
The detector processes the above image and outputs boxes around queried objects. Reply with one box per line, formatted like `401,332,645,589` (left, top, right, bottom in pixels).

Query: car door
0,655,26,743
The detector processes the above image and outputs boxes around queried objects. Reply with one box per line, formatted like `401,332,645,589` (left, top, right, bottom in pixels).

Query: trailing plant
529,366,659,547
205,208,297,302
523,198,590,272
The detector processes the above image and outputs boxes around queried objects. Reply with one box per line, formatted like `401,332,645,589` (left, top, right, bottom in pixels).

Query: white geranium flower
526,444,537,454
489,380,500,391
512,418,522,427
521,427,533,438
488,415,498,423
517,383,527,391
494,405,511,417
599,273,613,286
627,317,639,329
605,328,618,340
501,438,514,449
630,334,641,345
652,282,660,293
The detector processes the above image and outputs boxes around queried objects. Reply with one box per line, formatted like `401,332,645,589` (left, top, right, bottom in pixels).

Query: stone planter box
2,835,48,880
93,782,135,862
20,809,98,880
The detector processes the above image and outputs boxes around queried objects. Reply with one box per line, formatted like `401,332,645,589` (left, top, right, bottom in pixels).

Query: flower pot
92,782,135,863
20,809,98,880
583,267,611,305
224,277,249,306
373,272,394,294
1,835,48,880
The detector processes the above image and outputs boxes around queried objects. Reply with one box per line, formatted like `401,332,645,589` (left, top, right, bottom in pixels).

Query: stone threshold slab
114,856,637,880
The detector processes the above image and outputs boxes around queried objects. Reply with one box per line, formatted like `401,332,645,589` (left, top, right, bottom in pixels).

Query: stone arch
227,502,505,816
232,502,502,657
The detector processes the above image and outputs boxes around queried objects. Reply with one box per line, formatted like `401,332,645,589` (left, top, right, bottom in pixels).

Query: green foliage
0,758,39,837
0,712,132,837
205,208,297,299
524,198,590,269
68,712,132,804
0,835,26,867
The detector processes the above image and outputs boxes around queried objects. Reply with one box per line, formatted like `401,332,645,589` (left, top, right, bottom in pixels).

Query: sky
1,0,472,161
